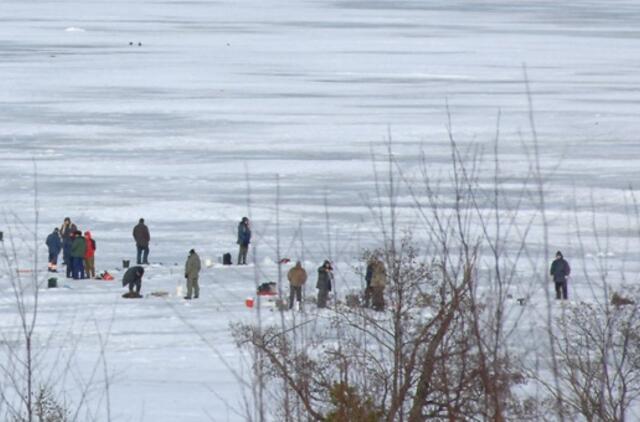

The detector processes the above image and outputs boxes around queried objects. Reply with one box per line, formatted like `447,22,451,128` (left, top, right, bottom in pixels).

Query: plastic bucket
48,278,58,288
245,297,254,308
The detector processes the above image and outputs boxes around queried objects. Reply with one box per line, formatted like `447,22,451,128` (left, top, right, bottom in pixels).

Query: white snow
1,0,640,420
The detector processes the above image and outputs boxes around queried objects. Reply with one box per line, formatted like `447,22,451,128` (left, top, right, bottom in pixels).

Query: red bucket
245,297,254,308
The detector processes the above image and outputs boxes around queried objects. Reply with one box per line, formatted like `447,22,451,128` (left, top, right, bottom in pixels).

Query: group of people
285,257,388,312
120,248,201,300
46,214,570,306
46,217,151,280
44,216,249,300
45,217,96,280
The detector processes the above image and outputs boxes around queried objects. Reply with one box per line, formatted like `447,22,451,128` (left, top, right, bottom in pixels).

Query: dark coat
133,223,150,247
45,231,62,255
316,266,332,291
60,223,77,241
63,236,73,256
123,266,145,287
70,236,86,258
237,222,251,246
550,258,571,283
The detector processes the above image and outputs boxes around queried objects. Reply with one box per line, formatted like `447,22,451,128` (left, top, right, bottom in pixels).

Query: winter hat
189,249,195,254
85,231,91,237
555,251,563,258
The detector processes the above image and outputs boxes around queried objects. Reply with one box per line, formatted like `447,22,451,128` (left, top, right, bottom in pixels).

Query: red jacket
84,231,96,258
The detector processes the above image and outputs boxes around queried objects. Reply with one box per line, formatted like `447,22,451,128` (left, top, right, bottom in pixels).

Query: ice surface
1,0,640,420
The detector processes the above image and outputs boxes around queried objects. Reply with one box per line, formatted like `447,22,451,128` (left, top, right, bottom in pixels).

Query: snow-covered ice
1,0,640,420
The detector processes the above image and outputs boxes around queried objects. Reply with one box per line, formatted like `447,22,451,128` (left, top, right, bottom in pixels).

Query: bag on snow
223,253,232,265
257,282,277,296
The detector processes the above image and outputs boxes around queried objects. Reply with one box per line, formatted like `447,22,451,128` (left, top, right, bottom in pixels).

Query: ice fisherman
84,231,96,279
184,249,201,300
122,266,145,297
316,260,333,308
365,257,387,311
237,217,251,265
45,227,62,273
287,261,307,310
133,218,150,265
70,230,86,280
550,250,571,300
59,217,77,267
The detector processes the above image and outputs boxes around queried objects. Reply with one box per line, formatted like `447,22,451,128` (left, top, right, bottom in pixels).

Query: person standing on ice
365,257,387,311
236,217,251,265
550,250,571,300
84,231,96,279
316,260,333,308
59,217,77,268
287,261,307,310
133,218,150,265
70,230,86,279
184,249,201,300
122,265,145,297
64,231,76,278
45,227,62,272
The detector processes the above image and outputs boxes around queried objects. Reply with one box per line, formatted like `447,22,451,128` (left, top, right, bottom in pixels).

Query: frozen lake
1,0,640,420
2,1,640,261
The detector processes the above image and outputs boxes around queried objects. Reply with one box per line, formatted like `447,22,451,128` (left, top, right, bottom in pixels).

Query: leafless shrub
531,289,640,422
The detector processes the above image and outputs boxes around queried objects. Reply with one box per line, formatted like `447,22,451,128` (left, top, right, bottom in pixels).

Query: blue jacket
45,231,62,255
237,222,251,246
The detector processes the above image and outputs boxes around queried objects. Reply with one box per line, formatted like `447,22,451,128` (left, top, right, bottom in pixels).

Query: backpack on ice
223,253,232,265
98,271,114,281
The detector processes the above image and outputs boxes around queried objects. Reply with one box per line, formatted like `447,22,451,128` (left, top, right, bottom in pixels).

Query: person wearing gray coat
184,249,201,300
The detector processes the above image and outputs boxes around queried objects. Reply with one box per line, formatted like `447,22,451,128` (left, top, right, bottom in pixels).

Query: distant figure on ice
122,266,145,298
70,230,86,279
550,250,571,300
184,249,201,300
365,257,387,311
60,217,77,268
133,218,150,265
64,231,75,278
316,260,333,308
287,261,307,310
84,231,96,279
45,227,61,272
236,217,251,265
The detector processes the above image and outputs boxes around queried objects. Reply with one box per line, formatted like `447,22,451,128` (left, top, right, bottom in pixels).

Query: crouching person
122,266,145,298
184,249,201,300
366,257,387,311
287,261,307,310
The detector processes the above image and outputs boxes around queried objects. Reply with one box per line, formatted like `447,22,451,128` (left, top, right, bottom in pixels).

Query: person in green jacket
184,249,201,300
70,230,86,280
